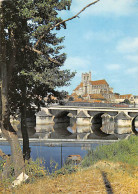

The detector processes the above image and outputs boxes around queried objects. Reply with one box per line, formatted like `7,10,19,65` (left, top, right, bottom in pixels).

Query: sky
57,0,138,95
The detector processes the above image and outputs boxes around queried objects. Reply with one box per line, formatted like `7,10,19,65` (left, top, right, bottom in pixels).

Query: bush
81,135,138,168
0,159,5,172
25,158,47,182
54,164,78,177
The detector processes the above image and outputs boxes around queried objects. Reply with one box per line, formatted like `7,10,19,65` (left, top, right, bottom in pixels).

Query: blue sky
57,0,138,95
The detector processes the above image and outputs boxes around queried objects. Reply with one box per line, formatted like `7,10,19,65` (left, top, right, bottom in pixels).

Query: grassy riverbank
1,135,138,193
81,135,138,168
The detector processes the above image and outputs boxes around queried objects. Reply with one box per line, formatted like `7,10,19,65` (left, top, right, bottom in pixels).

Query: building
72,72,115,102
70,71,137,104
115,94,135,104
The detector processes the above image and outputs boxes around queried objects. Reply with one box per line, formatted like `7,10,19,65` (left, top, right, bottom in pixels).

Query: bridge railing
64,102,130,108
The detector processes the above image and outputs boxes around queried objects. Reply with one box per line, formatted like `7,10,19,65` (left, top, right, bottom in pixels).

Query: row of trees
0,0,100,179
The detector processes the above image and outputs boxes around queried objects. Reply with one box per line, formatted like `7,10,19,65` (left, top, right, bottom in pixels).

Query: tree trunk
0,1,3,123
0,1,24,178
21,104,31,162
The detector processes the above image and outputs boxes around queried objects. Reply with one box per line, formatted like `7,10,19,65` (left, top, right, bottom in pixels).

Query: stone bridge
36,106,138,135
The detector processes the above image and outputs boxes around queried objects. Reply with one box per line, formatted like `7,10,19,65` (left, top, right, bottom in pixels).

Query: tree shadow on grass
101,171,113,194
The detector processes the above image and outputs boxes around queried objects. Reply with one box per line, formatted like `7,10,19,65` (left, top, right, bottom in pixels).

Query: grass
81,135,138,168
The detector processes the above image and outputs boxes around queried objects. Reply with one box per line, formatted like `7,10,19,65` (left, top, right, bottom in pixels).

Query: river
0,140,117,172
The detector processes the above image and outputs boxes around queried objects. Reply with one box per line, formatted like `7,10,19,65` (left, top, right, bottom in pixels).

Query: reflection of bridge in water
35,106,138,137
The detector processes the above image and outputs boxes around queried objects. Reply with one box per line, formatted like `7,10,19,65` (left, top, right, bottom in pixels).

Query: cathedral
72,72,115,102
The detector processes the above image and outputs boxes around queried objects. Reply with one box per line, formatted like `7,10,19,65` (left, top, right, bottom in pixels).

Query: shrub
25,158,47,182
54,164,78,177
81,135,138,168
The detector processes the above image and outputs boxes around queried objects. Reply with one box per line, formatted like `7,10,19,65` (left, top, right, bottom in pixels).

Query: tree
0,0,75,175
0,0,100,179
123,99,130,104
114,93,120,96
69,96,74,101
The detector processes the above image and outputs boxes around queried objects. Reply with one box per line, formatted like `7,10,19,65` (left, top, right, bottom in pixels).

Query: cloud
71,0,138,17
116,37,138,53
63,56,92,71
84,31,109,42
126,55,138,63
125,66,138,74
84,30,123,42
106,64,121,70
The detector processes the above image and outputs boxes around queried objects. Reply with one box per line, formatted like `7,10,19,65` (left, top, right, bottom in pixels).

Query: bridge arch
54,110,70,123
132,115,138,135
52,110,76,136
92,113,103,124
91,113,109,136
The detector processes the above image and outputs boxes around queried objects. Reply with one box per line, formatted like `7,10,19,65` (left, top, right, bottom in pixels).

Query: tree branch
50,0,100,30
30,0,100,65
26,46,61,65
34,0,100,49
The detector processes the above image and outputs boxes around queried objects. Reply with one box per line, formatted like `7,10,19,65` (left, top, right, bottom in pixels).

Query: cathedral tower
82,71,91,83
82,71,91,94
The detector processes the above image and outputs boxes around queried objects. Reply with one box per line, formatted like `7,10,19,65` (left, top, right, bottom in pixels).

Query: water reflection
16,122,118,140
0,118,134,140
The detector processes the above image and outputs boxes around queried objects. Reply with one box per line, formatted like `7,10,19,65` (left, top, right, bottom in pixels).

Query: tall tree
0,0,100,178
0,0,74,176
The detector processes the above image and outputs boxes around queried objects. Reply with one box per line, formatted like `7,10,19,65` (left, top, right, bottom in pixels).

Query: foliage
0,158,5,172
25,158,47,180
53,164,78,177
123,99,130,104
0,158,47,190
114,93,120,95
1,0,75,115
1,0,75,162
0,159,16,188
81,135,138,168
49,160,59,174
68,96,74,101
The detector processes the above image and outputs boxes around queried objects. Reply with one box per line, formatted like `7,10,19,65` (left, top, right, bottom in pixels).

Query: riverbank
0,135,138,193
1,161,138,194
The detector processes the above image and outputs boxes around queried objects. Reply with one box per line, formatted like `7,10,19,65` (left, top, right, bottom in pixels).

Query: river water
0,141,116,172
